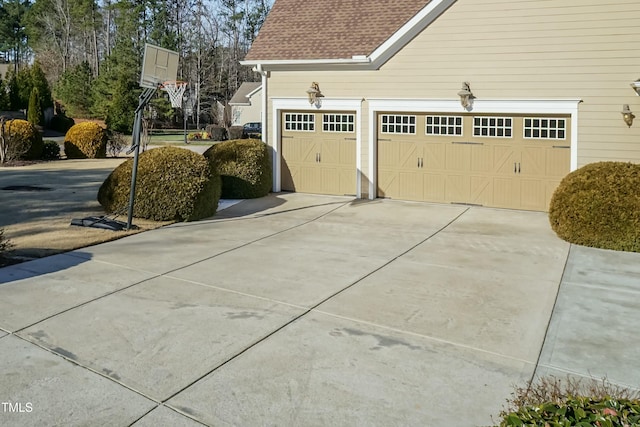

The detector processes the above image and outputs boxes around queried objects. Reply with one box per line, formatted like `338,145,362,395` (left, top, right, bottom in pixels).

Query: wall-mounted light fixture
621,104,635,127
306,82,324,107
630,79,640,96
457,82,475,110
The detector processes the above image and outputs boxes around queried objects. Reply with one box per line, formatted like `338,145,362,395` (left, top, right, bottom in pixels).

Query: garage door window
323,114,355,132
473,117,512,138
381,115,416,134
523,118,566,139
425,115,463,136
285,113,315,131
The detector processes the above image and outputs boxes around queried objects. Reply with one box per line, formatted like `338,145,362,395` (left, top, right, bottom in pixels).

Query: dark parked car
243,122,262,137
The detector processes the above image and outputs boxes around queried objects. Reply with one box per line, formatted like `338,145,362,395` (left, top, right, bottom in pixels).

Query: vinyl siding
265,0,640,194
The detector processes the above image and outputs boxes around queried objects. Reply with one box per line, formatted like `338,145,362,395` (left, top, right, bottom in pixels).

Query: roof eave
240,57,374,72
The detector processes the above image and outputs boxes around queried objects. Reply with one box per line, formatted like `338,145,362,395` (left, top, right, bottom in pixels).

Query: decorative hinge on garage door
377,138,392,141
451,141,484,145
344,137,357,141
282,135,294,139
552,145,570,149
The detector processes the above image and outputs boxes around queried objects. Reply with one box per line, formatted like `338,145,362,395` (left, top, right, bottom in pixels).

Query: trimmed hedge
204,138,271,199
1,119,43,160
97,146,221,221
549,162,640,252
64,122,107,159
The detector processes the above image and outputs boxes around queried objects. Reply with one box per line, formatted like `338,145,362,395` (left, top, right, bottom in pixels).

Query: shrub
204,138,271,199
0,118,43,161
549,161,640,252
49,114,75,133
205,125,227,141
27,87,44,126
64,121,107,159
498,376,640,426
106,131,128,158
97,146,221,221
41,140,61,160
228,126,244,140
0,227,13,256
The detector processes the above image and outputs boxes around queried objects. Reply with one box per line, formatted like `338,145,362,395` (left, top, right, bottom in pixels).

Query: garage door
281,111,357,196
377,113,570,211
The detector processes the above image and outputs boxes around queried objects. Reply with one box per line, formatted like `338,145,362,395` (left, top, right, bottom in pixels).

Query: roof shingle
245,0,432,61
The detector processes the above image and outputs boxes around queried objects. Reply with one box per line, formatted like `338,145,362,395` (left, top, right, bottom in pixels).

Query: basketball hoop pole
126,86,157,230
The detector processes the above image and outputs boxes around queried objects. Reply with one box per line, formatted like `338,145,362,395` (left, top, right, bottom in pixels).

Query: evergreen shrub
228,126,244,140
499,376,640,426
49,114,75,133
1,119,43,160
64,122,107,159
205,125,227,141
549,161,640,252
98,147,221,221
204,138,271,199
41,140,61,160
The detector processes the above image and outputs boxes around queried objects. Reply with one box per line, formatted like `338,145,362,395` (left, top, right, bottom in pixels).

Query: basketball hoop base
71,216,136,231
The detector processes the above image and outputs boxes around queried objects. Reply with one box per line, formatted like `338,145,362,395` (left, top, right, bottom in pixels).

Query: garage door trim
272,98,363,195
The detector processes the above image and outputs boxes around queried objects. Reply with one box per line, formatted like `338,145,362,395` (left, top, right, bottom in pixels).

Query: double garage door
281,111,357,196
377,113,571,211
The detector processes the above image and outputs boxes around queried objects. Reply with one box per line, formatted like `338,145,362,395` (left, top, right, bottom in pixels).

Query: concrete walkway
0,193,638,426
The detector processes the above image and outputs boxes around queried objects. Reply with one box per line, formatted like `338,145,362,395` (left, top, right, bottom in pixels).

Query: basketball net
161,80,187,108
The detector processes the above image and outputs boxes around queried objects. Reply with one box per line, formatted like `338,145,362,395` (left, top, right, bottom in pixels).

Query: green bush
204,138,272,199
49,114,75,133
228,126,244,140
41,140,61,160
97,146,221,221
1,119,43,160
499,376,640,426
549,162,640,252
205,125,227,141
64,122,107,159
27,87,44,126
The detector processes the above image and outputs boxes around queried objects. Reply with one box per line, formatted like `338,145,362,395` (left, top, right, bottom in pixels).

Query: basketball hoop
161,80,188,108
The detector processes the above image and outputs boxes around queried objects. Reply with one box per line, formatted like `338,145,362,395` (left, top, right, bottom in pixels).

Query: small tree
0,75,10,110
27,87,43,125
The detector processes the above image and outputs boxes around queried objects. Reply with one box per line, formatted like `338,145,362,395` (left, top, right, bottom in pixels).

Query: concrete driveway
0,193,638,426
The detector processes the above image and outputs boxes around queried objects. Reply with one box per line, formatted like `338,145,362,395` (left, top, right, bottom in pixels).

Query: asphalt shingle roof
245,0,432,61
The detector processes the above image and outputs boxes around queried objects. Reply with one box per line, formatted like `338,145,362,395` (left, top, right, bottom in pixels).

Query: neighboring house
229,82,263,127
241,0,640,211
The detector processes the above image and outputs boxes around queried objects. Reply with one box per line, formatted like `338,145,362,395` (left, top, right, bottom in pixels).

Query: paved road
0,193,638,426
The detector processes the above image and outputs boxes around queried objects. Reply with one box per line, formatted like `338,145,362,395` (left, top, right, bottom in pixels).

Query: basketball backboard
140,43,179,89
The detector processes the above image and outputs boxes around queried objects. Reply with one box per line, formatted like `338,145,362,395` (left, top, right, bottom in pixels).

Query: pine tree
30,62,53,114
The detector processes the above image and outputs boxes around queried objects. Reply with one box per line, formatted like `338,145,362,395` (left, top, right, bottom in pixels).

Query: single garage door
377,113,571,211
281,111,357,196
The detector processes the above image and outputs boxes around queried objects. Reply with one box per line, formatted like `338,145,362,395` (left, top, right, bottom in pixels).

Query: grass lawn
148,131,216,146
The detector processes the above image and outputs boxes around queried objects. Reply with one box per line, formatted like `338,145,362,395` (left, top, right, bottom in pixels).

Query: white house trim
271,98,364,196
367,98,582,200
